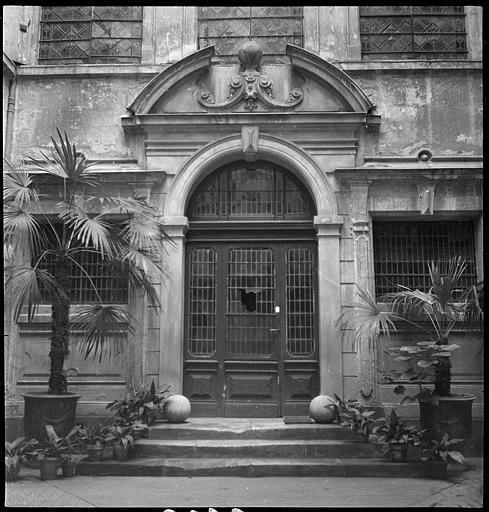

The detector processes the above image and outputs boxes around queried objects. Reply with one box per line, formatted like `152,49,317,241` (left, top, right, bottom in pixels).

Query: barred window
36,223,129,304
39,6,143,64
197,6,303,56
373,221,477,297
360,6,467,60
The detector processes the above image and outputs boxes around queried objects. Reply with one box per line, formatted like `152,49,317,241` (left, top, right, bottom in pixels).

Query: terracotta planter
5,458,22,481
419,394,475,453
86,443,105,462
61,460,77,478
388,443,408,463
39,458,59,480
113,444,128,461
22,392,81,443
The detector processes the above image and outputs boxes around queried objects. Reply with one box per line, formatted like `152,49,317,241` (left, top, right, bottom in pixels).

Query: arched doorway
183,160,319,417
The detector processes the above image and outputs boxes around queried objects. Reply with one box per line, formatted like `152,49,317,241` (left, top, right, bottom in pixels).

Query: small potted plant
106,381,171,426
5,437,39,481
104,424,135,461
334,394,378,442
36,424,86,479
420,432,466,479
80,423,108,462
373,409,421,462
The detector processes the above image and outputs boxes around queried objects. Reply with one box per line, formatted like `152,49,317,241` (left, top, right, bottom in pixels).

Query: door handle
269,328,280,333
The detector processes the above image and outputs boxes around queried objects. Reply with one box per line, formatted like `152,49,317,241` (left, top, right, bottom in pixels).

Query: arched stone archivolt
163,133,341,223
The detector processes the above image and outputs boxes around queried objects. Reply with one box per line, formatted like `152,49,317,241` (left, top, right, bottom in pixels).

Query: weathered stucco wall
353,69,483,156
12,75,155,159
12,66,483,160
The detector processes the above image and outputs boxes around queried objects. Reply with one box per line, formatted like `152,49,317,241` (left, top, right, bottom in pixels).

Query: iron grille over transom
360,6,467,60
39,6,143,64
197,6,303,56
373,221,477,297
187,161,315,221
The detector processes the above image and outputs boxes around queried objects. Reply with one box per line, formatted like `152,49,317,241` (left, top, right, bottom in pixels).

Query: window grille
373,221,477,297
360,6,467,60
36,224,129,304
39,6,143,64
187,161,315,221
197,6,303,56
186,247,217,357
286,247,315,357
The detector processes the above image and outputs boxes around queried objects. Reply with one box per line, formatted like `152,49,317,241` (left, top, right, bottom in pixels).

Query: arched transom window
187,161,315,221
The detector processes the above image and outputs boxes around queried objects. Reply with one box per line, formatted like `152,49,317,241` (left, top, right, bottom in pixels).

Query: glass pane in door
226,248,276,357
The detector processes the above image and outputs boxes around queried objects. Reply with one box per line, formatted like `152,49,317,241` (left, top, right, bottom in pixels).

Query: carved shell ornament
198,39,304,111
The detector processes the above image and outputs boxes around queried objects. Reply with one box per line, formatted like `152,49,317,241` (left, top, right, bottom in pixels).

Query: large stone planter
22,392,81,443
419,394,475,454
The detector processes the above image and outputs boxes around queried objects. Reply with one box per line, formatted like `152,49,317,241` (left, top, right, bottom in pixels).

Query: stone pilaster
349,179,378,402
314,216,344,398
158,216,188,393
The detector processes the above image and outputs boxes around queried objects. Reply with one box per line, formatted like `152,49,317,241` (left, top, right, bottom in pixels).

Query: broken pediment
126,43,378,118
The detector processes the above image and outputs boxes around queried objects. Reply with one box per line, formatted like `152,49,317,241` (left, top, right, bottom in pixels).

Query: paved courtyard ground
5,458,483,508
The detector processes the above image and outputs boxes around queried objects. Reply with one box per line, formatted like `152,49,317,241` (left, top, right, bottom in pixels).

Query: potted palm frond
337,257,483,453
4,130,172,442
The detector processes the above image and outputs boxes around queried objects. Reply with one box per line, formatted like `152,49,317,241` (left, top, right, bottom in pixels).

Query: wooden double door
183,240,319,417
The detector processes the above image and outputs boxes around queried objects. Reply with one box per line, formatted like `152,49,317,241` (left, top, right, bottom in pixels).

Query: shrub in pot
5,437,39,481
3,132,171,441
36,424,86,479
372,409,421,462
420,432,465,479
337,258,483,452
106,381,171,426
334,394,378,442
104,424,135,461
79,423,108,462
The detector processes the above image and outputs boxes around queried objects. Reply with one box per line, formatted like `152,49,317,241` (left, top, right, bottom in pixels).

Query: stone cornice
336,159,483,182
122,111,371,133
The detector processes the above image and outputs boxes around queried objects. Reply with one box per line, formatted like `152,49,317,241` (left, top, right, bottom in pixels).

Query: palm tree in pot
337,257,483,453
4,130,171,442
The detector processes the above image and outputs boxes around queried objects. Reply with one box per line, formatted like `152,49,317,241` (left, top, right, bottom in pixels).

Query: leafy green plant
420,433,466,466
106,380,171,425
79,423,107,446
104,424,135,451
373,409,421,448
37,424,86,462
337,258,483,398
5,437,39,480
334,393,378,441
3,131,172,394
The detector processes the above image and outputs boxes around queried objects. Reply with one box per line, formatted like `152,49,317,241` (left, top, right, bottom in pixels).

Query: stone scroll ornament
198,40,304,111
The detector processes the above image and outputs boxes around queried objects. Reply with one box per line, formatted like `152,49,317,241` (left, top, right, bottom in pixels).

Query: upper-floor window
197,6,303,56
373,221,477,298
360,6,467,60
39,6,143,64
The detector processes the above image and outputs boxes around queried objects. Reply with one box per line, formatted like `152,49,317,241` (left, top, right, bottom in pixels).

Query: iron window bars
197,6,303,56
360,6,467,60
39,6,143,64
373,221,477,298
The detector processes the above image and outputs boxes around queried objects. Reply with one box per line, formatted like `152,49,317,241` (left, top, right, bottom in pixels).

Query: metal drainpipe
4,76,17,160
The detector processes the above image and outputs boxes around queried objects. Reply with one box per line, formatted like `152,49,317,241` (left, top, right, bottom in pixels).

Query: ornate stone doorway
183,160,318,416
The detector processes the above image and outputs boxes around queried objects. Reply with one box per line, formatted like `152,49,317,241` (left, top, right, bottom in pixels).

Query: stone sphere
309,395,336,423
163,395,191,423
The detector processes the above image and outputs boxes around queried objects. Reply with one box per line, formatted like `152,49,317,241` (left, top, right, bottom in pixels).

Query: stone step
77,456,429,478
135,439,386,458
149,420,357,440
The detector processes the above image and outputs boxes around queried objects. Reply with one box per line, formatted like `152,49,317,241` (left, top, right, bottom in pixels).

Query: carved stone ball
238,39,263,68
164,394,191,423
309,395,336,423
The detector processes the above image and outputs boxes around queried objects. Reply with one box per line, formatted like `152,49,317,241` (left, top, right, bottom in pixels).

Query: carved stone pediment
197,40,304,111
